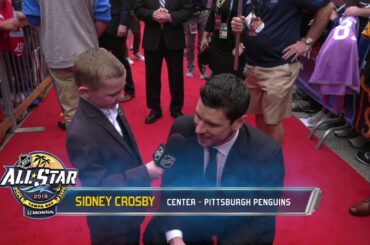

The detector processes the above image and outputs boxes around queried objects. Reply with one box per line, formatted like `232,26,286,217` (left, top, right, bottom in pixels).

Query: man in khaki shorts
246,62,300,129
231,0,332,144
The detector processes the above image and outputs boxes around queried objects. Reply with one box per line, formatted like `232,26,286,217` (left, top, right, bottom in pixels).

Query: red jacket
0,0,23,55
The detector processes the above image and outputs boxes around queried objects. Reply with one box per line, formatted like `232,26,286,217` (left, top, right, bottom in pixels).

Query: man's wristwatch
304,37,314,46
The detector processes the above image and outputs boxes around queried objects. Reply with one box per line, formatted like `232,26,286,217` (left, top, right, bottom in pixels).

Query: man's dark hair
200,73,250,122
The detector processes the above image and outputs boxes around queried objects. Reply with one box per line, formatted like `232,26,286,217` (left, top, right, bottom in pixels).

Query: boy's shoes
145,111,162,124
133,53,145,61
121,93,135,103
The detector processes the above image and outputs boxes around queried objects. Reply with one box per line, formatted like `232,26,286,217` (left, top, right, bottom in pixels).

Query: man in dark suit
144,74,285,245
135,0,192,124
66,48,164,245
99,0,136,102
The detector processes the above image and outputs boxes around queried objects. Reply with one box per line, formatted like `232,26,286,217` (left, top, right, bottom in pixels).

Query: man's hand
0,18,19,31
160,12,172,23
344,6,361,17
145,161,164,179
200,35,209,52
117,25,127,37
282,40,311,61
152,9,163,23
231,16,246,34
153,8,170,24
232,43,245,56
169,237,186,245
15,11,26,21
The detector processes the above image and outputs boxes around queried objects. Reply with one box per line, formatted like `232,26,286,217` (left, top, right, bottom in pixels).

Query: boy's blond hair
74,48,126,91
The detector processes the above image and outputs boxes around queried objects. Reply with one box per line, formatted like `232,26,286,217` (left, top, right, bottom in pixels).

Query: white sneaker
126,57,134,65
186,68,194,78
200,72,208,80
200,67,208,80
307,110,325,126
133,53,145,61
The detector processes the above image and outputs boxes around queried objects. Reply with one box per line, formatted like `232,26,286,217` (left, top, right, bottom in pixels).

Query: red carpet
0,57,369,245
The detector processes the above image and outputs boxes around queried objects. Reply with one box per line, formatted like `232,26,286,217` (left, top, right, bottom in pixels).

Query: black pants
144,37,184,114
199,43,246,79
87,216,141,245
124,13,142,56
99,32,135,95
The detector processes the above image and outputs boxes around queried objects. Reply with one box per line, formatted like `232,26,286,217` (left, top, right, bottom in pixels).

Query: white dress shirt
98,104,123,137
165,130,240,243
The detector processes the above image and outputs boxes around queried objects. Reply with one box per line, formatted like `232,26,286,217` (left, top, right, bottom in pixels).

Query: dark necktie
116,113,133,147
159,0,165,8
204,147,218,186
116,113,143,163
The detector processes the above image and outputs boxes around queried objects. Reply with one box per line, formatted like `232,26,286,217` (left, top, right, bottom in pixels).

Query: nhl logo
154,145,165,161
16,154,32,169
0,151,78,219
160,154,175,169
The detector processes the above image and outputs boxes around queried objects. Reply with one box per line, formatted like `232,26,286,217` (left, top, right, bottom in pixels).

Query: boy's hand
146,161,164,179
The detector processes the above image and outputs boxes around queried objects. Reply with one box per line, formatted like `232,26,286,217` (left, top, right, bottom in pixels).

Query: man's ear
232,114,246,130
78,86,90,98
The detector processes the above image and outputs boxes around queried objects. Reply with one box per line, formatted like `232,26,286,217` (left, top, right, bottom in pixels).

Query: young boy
66,48,163,245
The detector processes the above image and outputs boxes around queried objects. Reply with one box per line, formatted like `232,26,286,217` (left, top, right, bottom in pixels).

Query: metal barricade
0,25,51,145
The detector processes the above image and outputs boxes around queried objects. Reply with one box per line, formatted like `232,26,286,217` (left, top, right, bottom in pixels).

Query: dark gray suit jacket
145,116,285,245
67,98,151,242
134,0,192,51
105,0,134,35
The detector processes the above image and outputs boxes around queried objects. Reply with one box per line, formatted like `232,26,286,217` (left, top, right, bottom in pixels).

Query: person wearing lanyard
184,0,210,80
231,0,333,145
200,0,246,78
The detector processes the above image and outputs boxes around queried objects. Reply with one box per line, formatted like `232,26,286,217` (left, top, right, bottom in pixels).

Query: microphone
153,133,186,169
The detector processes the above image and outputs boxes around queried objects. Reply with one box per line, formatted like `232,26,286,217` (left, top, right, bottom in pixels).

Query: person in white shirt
66,48,164,245
144,73,285,245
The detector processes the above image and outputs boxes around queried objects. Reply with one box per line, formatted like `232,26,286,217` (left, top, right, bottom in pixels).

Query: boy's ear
78,86,90,98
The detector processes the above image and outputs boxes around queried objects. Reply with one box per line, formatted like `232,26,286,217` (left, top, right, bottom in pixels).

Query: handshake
152,7,172,24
